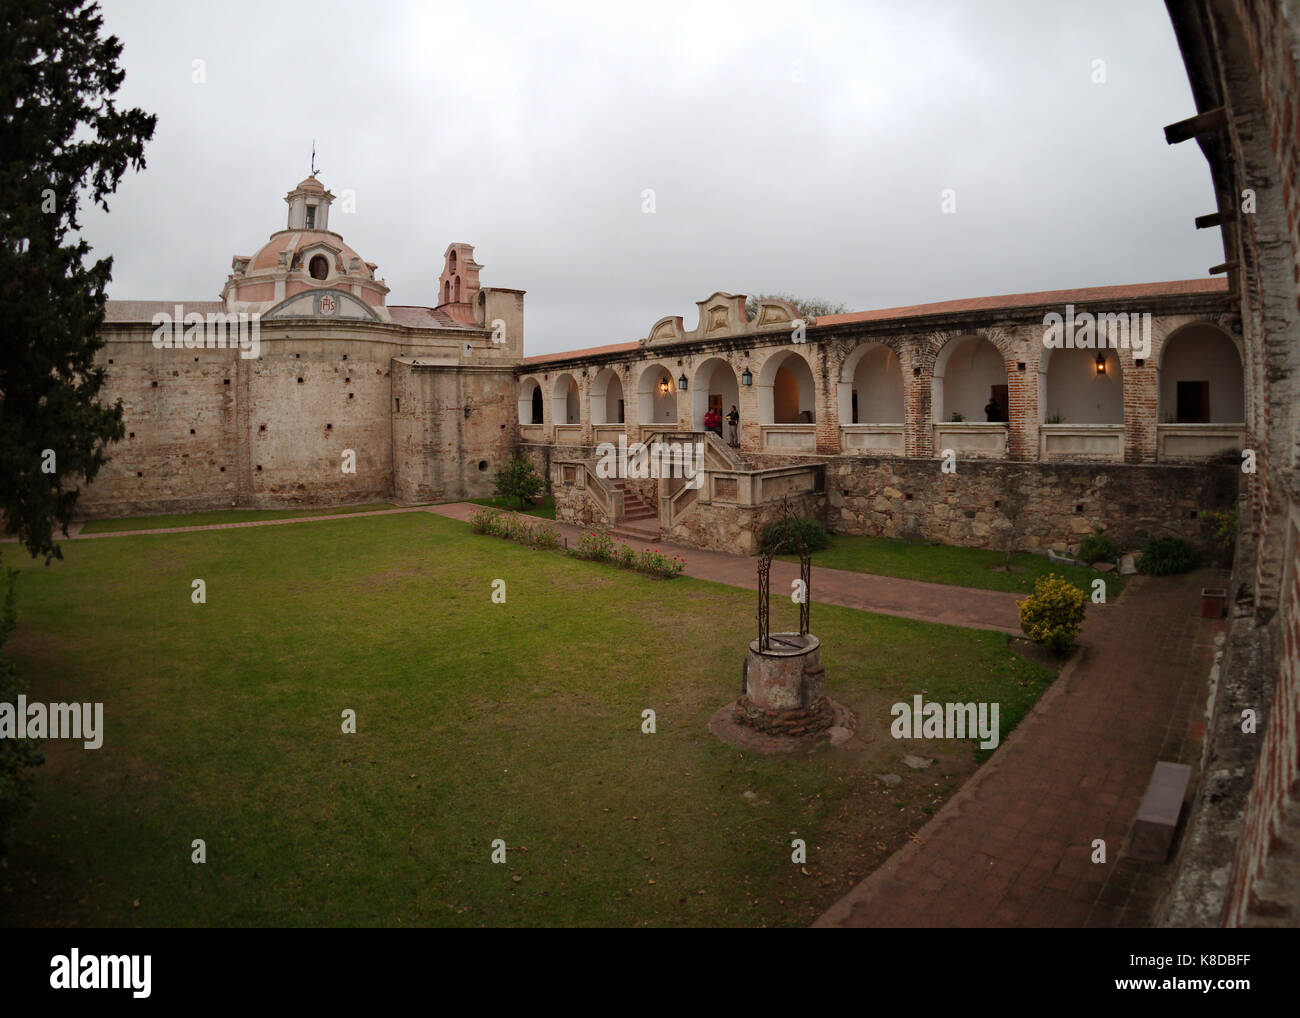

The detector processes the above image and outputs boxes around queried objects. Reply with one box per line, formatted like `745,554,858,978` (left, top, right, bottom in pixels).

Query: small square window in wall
297,377,304,384
151,381,158,388
1017,362,1026,372
224,379,230,385
256,465,262,472
348,393,354,400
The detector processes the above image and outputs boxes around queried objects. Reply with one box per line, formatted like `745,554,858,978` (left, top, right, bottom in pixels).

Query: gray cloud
82,0,1223,355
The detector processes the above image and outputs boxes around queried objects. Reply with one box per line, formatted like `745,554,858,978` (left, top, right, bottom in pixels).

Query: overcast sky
83,0,1222,356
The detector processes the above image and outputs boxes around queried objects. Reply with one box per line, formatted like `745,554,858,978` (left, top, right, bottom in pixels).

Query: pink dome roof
248,230,366,273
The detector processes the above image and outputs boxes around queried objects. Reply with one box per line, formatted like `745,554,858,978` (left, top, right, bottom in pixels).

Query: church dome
222,174,389,316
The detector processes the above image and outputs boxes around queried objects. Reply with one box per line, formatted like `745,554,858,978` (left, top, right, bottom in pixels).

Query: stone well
735,632,835,737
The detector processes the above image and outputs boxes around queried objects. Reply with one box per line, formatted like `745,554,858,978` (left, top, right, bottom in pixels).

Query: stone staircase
609,481,659,543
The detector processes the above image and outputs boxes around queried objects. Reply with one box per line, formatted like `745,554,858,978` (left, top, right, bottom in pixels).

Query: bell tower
284,175,334,232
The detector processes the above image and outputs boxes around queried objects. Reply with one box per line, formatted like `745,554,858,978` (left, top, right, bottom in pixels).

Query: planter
1200,588,1227,619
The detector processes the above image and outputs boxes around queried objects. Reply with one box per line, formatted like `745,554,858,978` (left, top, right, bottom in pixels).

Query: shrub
492,453,544,509
469,506,503,535
1201,504,1238,558
636,548,686,578
1017,573,1087,654
759,515,829,554
530,521,561,550
501,512,534,545
574,530,615,562
0,566,43,855
615,544,638,569
1138,536,1198,576
1078,529,1119,565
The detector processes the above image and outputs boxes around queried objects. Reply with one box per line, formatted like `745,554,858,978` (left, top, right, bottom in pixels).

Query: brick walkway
424,502,1023,632
814,568,1224,928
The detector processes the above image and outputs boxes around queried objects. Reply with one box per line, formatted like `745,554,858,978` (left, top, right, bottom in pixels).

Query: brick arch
756,347,817,425
589,366,625,425
1156,321,1245,425
550,372,580,425
517,375,544,425
635,361,677,427
929,332,1011,424
838,340,906,423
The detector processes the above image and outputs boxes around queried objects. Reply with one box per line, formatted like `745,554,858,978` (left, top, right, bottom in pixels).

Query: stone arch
590,367,625,425
443,280,451,304
757,349,816,424
1157,323,1244,423
636,362,677,426
931,334,1008,423
691,357,739,430
551,373,580,425
1038,345,1124,423
838,341,905,423
455,276,461,301
517,377,543,425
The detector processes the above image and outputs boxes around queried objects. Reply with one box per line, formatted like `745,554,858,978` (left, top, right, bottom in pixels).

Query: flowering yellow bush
1017,573,1086,654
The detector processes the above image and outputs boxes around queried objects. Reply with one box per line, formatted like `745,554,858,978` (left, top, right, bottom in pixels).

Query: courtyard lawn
789,534,1125,598
78,502,402,534
466,495,556,519
1,512,1051,928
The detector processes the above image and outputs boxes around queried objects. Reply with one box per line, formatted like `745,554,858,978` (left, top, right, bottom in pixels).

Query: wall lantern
659,377,670,394
1095,353,1107,375
741,367,753,386
677,373,688,391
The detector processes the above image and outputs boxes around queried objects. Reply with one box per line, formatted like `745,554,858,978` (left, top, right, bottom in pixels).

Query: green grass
467,495,556,519
1,513,1051,927
78,502,402,533
786,533,1125,598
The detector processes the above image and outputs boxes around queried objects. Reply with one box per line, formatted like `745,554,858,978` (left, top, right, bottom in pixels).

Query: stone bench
1128,761,1192,862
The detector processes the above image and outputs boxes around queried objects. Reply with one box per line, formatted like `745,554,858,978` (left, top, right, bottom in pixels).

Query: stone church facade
81,0,1299,927
88,175,523,517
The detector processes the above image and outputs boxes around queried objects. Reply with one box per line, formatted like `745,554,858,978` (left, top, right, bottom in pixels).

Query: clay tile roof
103,300,225,322
521,341,639,365
814,278,1229,327
387,305,475,329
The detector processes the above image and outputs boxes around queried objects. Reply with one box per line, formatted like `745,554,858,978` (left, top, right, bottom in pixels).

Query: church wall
391,361,518,504
79,320,502,518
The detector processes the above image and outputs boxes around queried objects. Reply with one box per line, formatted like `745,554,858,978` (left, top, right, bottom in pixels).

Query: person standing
726,405,740,447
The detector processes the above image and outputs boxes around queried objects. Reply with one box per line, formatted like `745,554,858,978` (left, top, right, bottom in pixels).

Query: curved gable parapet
263,288,382,322
695,292,747,337
643,315,685,346
753,298,802,330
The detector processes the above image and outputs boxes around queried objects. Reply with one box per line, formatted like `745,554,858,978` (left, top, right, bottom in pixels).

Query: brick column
815,342,841,455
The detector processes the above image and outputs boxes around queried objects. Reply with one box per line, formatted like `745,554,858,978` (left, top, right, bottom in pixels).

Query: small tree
492,453,544,508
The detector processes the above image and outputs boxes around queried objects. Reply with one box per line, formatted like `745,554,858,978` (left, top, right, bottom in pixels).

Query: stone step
612,524,659,542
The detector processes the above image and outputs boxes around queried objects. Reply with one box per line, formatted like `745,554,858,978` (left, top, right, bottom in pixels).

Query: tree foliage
0,0,157,562
492,453,544,508
744,292,848,322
